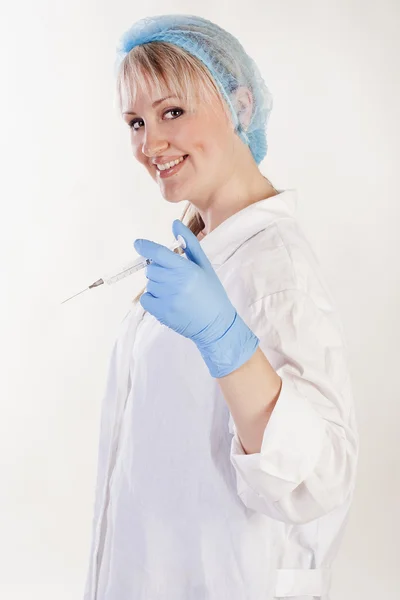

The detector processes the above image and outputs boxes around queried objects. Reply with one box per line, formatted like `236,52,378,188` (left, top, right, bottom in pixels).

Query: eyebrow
123,95,178,116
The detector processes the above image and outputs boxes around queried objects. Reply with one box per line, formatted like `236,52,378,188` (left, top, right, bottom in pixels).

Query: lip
155,155,189,179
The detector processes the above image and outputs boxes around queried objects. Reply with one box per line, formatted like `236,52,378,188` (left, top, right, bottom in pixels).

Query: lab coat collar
198,188,298,268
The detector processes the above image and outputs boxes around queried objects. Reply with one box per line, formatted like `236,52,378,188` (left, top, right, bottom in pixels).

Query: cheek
191,117,230,154
184,124,217,154
131,143,146,165
131,138,140,156
180,117,213,149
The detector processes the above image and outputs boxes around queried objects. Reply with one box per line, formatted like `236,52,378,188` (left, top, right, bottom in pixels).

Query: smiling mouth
155,155,190,179
155,154,189,171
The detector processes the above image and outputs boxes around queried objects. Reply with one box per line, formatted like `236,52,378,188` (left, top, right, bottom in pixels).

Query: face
121,79,239,207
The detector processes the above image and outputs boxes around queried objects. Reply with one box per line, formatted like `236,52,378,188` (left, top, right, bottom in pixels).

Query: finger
145,263,171,283
139,291,159,315
172,219,213,272
134,238,186,269
145,279,169,298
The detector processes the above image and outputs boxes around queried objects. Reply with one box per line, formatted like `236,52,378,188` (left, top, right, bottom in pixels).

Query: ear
232,86,253,130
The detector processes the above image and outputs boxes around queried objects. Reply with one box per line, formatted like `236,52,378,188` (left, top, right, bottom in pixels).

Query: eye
128,108,184,130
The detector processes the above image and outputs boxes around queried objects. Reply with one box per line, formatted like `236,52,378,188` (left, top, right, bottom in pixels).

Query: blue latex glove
133,219,259,378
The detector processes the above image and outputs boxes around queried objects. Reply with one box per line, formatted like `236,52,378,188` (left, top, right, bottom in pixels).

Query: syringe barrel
102,235,186,286
103,258,151,285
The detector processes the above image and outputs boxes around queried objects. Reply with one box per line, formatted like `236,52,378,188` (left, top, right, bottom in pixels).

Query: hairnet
114,14,273,165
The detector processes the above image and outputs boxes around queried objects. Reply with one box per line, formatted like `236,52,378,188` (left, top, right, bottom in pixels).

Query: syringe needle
61,288,89,304
61,278,105,305
60,233,187,305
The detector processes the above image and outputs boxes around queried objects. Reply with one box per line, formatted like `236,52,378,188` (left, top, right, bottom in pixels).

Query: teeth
157,155,186,171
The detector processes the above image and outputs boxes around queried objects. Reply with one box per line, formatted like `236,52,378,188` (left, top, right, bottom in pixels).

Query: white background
1,1,399,598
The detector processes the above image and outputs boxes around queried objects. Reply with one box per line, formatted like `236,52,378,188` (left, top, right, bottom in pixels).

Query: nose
141,125,168,158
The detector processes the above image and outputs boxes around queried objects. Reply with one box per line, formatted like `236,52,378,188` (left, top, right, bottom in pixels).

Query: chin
159,190,187,204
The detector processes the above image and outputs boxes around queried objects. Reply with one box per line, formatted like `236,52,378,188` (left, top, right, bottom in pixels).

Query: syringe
60,234,187,305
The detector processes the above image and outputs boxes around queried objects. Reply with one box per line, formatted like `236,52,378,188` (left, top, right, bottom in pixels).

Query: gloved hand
133,219,259,378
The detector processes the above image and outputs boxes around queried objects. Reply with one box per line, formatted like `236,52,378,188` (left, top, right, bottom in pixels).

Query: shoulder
222,216,337,315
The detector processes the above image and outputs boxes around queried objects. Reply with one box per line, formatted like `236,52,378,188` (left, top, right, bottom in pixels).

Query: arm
221,289,359,525
217,346,282,455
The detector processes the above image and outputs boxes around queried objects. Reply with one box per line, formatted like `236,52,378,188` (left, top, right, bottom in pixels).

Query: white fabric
83,189,359,600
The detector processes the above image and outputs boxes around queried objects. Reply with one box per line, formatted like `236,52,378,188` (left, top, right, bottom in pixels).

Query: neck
198,174,278,237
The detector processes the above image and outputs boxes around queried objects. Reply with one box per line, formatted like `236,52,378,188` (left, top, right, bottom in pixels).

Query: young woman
83,14,358,600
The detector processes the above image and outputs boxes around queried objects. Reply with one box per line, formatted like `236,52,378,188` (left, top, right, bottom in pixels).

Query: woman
83,14,359,600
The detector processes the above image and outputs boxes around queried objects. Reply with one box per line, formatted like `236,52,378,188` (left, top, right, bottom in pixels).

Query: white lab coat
83,189,359,600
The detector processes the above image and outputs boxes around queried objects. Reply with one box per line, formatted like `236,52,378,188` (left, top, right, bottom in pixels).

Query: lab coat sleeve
229,288,359,525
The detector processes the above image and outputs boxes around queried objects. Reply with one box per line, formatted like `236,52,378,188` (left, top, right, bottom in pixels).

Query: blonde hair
115,41,238,304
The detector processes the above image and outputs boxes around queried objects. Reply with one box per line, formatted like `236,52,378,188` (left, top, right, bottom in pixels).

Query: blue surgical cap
114,14,273,165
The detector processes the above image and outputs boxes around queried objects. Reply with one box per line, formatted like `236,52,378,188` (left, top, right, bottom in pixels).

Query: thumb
172,219,213,272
